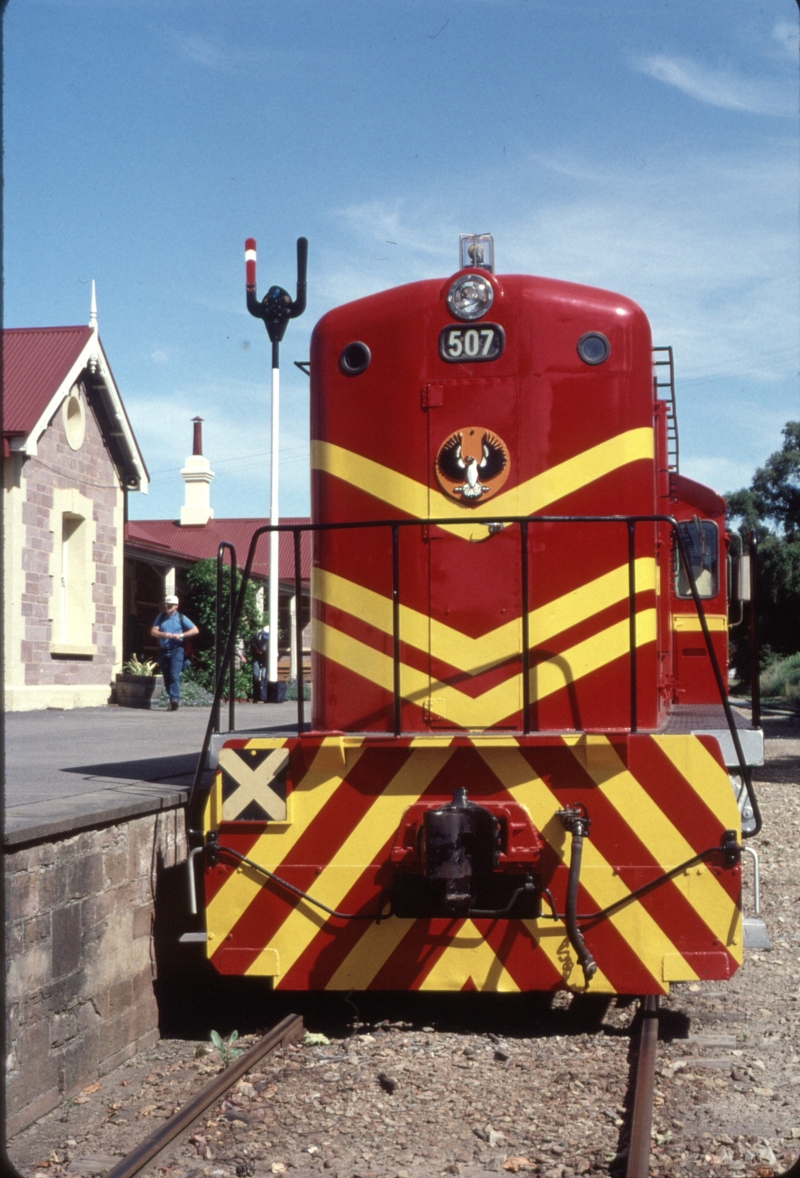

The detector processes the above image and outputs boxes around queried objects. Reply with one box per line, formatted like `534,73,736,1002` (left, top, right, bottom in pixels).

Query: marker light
577,332,611,365
459,233,494,273
447,273,494,321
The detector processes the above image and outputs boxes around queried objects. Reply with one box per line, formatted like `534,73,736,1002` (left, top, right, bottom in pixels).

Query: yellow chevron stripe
314,609,657,729
650,734,739,828
326,918,417,990
326,886,616,992
475,745,690,989
650,734,742,963
206,738,366,950
246,741,455,978
564,735,740,954
417,920,521,991
311,427,653,540
672,614,728,632
316,558,656,673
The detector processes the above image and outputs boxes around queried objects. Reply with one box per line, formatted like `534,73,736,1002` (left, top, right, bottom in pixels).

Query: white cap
164,594,179,605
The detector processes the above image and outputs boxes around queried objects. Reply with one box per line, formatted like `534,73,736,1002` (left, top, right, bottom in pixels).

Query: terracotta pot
115,671,164,710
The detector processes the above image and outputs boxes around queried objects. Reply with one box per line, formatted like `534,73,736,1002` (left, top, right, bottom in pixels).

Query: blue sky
4,0,799,521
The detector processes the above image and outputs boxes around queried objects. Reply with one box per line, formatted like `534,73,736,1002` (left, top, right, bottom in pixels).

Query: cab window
674,520,719,599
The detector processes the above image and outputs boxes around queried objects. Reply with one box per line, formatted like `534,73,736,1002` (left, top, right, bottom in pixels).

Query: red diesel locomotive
194,234,761,996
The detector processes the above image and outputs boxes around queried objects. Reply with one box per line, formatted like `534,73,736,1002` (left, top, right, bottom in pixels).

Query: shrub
157,667,214,708
759,652,800,703
185,559,262,697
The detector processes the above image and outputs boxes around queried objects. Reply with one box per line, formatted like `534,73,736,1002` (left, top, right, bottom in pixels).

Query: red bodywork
309,270,727,734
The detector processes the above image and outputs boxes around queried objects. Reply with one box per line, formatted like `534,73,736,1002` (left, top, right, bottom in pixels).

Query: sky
4,0,799,522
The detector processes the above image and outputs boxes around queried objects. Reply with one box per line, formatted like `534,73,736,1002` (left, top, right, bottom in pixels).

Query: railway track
625,997,660,1178
11,986,795,1178
90,1004,662,1178
86,1000,665,1178
103,1015,305,1178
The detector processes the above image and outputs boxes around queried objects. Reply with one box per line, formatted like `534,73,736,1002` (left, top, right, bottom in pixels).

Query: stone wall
5,806,187,1136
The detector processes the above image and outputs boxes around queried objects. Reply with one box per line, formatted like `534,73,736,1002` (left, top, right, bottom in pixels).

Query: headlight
447,273,494,321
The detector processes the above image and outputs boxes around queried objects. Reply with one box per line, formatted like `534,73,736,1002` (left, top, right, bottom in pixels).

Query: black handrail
627,519,639,733
749,529,761,729
213,542,237,734
391,524,401,736
519,519,531,735
190,513,760,837
293,529,305,735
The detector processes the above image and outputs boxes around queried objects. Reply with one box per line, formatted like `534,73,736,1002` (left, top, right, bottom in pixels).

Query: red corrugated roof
3,326,93,435
125,517,312,581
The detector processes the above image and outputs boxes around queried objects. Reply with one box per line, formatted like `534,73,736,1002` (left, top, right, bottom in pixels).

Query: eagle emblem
435,427,510,505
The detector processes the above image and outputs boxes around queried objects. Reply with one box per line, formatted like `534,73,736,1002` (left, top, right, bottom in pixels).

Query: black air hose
558,808,598,986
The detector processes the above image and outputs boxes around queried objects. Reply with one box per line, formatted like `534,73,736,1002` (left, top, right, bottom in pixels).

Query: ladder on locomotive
653,345,679,494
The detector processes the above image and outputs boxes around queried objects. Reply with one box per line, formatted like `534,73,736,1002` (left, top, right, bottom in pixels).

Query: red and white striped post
245,238,280,686
244,236,308,698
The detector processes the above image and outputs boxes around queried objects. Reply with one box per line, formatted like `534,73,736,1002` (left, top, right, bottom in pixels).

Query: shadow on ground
152,861,693,1046
63,754,201,782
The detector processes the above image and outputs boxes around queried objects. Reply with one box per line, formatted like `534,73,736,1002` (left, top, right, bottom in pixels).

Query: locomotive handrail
213,542,237,735
189,512,761,838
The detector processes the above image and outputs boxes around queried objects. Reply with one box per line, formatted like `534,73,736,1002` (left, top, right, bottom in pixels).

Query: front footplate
198,732,743,993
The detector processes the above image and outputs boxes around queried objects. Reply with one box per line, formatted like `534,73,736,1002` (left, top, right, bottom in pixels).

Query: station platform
4,700,308,845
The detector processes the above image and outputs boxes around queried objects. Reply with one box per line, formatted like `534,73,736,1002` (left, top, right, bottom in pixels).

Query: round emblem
435,427,510,505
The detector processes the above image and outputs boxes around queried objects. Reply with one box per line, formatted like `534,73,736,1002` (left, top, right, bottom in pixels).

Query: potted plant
115,655,163,709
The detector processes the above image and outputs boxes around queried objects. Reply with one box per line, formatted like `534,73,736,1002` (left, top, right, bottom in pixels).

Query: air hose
558,807,598,986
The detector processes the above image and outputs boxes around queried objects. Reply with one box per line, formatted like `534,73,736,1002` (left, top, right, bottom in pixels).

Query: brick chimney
180,417,215,526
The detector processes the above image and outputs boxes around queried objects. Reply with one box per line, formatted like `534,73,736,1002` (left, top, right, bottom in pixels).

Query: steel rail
626,995,659,1178
103,1014,304,1178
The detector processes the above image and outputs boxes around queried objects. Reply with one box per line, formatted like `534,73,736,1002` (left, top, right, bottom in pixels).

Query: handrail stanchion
191,527,268,811
749,529,761,730
293,528,305,736
392,524,401,737
673,520,762,835
214,542,237,734
627,519,638,733
214,555,222,734
228,549,236,733
520,520,531,735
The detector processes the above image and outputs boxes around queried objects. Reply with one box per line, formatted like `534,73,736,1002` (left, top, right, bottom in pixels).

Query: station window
674,519,719,599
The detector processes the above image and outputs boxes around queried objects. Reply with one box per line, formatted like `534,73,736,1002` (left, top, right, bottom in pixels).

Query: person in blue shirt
150,595,199,711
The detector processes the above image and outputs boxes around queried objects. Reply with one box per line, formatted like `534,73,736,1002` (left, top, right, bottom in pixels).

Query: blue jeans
159,648,184,703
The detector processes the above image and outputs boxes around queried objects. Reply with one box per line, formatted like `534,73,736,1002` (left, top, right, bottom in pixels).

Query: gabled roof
125,517,311,583
3,326,92,434
2,325,149,492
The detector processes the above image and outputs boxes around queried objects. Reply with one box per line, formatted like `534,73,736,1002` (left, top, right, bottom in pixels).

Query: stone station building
3,294,148,710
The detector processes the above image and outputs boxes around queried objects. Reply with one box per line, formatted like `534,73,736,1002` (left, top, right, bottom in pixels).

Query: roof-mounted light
459,233,494,273
447,273,494,321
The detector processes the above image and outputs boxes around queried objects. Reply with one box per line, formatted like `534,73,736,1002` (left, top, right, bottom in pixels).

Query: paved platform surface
4,702,307,844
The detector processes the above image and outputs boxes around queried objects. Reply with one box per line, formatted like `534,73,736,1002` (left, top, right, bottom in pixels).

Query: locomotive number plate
439,323,505,363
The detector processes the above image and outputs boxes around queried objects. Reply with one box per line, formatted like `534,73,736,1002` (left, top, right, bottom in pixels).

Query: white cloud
772,21,800,62
126,375,311,518
170,33,268,72
327,147,799,389
633,54,795,117
168,30,319,76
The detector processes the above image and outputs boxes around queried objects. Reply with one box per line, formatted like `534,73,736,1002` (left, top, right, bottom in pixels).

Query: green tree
185,560,262,698
726,422,800,667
